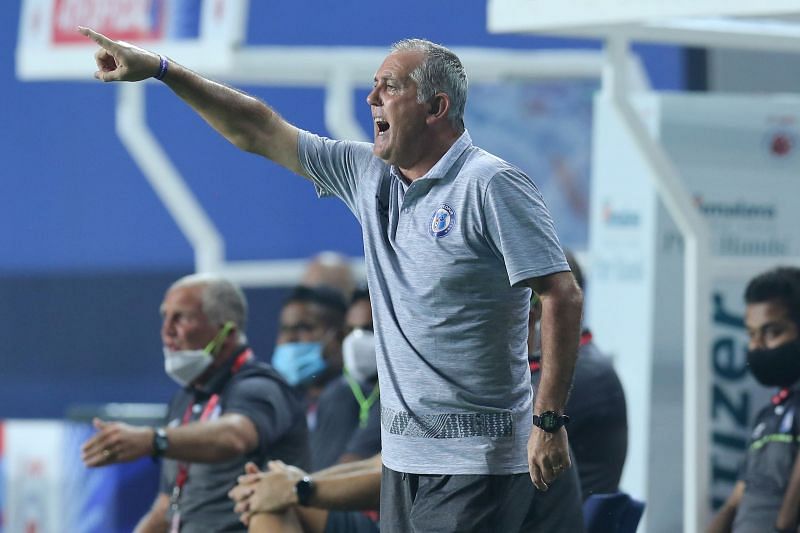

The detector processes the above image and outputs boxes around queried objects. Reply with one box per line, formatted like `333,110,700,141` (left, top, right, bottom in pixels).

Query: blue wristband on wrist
154,55,168,80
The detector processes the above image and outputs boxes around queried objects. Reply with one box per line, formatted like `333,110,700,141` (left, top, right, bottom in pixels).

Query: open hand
81,417,154,467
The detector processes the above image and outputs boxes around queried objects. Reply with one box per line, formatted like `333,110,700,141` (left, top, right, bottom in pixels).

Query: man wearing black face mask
708,266,800,533
81,273,310,533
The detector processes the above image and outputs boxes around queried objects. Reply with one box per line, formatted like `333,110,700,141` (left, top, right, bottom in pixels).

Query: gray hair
170,273,248,342
390,38,468,132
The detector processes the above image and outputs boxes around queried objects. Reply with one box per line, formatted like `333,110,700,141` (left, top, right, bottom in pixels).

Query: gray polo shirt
298,130,568,475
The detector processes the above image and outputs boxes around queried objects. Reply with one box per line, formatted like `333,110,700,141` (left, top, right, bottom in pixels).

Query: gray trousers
379,461,585,533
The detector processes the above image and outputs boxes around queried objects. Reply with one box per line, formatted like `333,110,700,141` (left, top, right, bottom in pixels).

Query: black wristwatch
532,411,570,433
295,476,315,506
152,427,169,458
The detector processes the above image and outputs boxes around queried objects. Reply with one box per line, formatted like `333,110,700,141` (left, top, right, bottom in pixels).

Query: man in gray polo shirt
80,28,584,532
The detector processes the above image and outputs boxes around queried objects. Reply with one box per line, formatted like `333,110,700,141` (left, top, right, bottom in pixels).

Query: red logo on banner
770,132,793,157
52,0,165,43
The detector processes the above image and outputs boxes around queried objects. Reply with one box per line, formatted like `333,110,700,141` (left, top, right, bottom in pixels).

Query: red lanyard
773,387,792,406
173,349,252,491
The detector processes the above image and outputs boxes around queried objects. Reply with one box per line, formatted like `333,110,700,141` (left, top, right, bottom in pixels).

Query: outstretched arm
77,27,305,175
81,414,258,466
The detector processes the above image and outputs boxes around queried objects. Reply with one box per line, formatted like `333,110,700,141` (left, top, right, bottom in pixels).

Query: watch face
541,411,558,431
152,428,168,457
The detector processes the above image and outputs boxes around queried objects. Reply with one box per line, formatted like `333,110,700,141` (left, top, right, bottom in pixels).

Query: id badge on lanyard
169,394,219,532
168,349,252,531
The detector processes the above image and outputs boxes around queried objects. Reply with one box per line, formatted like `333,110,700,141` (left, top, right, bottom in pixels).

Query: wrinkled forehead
161,284,205,315
376,49,424,81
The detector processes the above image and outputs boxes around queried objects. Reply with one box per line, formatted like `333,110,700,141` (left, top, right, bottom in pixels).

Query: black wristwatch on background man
295,476,315,506
152,427,169,458
532,411,570,433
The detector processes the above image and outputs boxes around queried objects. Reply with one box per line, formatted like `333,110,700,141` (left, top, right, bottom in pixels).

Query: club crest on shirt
780,407,795,434
429,203,456,238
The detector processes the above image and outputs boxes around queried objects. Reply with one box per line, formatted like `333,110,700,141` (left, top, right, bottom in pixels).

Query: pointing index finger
77,26,117,51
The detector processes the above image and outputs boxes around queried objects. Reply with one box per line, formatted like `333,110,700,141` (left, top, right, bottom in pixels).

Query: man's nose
749,334,765,351
366,87,381,106
161,318,176,341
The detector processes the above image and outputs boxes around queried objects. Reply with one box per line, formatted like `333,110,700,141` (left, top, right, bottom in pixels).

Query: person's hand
229,460,307,525
77,26,161,82
81,417,154,467
527,426,570,491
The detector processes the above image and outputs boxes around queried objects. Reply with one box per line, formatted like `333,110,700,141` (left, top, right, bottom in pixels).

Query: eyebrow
374,73,403,83
746,318,788,332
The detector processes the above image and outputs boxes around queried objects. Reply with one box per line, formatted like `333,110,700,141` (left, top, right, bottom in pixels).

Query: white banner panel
488,0,800,33
4,421,65,533
16,0,248,80
591,91,800,531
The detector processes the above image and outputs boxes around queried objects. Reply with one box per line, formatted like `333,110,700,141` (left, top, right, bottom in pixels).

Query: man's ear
428,97,439,115
427,93,450,119
221,324,239,350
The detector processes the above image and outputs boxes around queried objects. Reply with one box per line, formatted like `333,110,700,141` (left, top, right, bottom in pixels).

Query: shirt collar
389,130,472,184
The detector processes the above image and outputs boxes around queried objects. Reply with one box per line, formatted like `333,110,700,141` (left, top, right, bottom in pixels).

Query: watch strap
152,427,169,458
295,476,315,506
533,411,570,433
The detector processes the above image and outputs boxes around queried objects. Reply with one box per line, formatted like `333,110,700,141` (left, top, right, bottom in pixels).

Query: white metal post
603,36,712,533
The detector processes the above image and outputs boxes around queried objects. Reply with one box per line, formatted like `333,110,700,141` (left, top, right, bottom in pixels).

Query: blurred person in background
273,286,380,471
302,251,358,301
81,273,309,533
311,287,381,470
708,266,800,533
230,454,382,533
272,285,347,414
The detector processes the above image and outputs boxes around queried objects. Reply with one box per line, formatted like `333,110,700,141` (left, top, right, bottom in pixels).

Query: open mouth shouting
374,116,390,136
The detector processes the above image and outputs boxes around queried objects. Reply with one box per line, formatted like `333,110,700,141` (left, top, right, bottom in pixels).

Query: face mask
163,322,234,387
747,339,800,388
342,329,378,383
272,342,327,386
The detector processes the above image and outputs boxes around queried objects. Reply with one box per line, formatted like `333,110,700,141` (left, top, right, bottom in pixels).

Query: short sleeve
482,168,569,286
297,131,380,221
223,376,297,453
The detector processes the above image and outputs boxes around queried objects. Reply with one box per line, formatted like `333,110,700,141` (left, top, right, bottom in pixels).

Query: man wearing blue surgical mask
272,286,347,406
81,273,310,533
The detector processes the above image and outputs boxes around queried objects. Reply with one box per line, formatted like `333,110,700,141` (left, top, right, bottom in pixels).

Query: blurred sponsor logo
52,0,164,43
